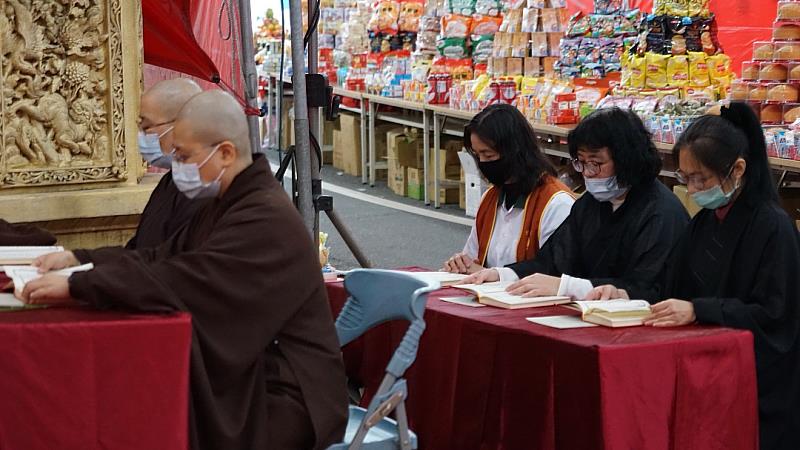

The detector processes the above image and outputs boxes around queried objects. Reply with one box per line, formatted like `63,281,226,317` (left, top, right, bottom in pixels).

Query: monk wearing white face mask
130,78,206,249
463,108,690,301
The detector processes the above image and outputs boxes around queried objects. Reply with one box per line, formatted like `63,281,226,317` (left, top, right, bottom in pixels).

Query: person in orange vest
442,104,575,274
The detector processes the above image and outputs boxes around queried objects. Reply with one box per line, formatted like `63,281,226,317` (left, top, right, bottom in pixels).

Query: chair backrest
335,270,439,377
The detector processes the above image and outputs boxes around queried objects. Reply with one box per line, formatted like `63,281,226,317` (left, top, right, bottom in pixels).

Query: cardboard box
396,133,425,169
388,160,407,196
542,57,558,76
489,57,507,76
431,148,462,180
673,185,702,217
407,168,424,201
524,57,541,77
506,57,523,76
439,186,460,204
333,113,362,176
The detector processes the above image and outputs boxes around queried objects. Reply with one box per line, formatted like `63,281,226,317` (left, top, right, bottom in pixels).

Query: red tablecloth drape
0,308,192,450
327,280,758,450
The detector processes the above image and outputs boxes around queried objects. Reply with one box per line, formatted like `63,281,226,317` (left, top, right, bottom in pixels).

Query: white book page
439,296,486,307
453,281,514,295
409,272,469,285
0,293,25,308
527,315,599,329
572,300,651,314
3,264,95,296
0,246,64,263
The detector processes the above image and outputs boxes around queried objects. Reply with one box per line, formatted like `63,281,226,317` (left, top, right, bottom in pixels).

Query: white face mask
584,176,628,202
138,126,174,169
171,144,226,199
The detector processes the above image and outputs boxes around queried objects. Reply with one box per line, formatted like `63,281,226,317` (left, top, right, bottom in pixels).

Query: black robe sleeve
505,201,580,277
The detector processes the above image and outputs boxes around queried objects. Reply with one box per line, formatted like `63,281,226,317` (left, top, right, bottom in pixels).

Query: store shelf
363,94,426,112
375,112,425,129
339,104,361,114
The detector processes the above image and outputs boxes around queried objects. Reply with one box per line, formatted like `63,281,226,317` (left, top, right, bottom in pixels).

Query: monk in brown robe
0,220,56,246
22,90,349,449
129,78,207,249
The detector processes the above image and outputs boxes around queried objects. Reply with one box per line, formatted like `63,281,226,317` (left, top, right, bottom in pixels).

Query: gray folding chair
328,269,440,450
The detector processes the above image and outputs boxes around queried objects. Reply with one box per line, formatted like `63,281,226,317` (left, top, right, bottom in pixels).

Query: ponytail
674,101,778,204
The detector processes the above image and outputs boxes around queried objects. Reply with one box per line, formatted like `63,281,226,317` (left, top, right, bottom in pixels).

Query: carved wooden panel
0,0,128,188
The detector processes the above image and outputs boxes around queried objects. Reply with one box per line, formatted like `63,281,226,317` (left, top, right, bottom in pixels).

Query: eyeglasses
675,165,734,190
571,159,610,176
140,120,174,134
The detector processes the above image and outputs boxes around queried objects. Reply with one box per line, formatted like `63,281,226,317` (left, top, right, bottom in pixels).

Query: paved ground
267,150,471,271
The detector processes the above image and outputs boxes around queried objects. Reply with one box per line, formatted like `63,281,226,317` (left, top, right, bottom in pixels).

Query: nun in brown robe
0,220,56,246
22,91,348,450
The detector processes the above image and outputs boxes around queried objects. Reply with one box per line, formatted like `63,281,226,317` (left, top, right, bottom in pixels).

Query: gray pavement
268,151,471,271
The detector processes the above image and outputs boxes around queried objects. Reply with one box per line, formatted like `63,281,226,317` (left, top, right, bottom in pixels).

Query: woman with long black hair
442,104,574,274
592,102,800,450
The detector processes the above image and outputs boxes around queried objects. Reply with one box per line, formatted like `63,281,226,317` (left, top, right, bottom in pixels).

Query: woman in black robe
593,102,800,450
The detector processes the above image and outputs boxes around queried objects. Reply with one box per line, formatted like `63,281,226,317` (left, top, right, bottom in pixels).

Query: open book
0,246,64,265
454,282,571,309
2,263,94,301
568,300,652,327
394,271,468,287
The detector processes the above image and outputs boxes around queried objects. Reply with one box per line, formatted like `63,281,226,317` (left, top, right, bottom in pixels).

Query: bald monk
22,91,348,449
0,220,56,246
129,78,206,249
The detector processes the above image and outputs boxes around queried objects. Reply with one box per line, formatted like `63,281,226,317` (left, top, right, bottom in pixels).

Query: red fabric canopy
142,0,251,111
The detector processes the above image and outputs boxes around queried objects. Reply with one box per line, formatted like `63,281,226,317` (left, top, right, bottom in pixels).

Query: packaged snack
368,0,400,34
550,0,567,7
671,35,687,56
527,0,546,8
511,32,530,58
471,16,502,35
594,0,622,15
416,31,439,52
419,15,441,32
667,55,689,87
766,83,800,102
590,14,615,38
508,0,526,9
688,51,710,87
599,37,622,64
645,52,669,89
753,41,775,61
645,16,668,54
442,14,472,38
532,32,550,57
760,62,789,81
448,0,476,15
549,33,564,57
778,1,800,20
761,103,784,124
471,34,494,63
774,21,800,41
541,9,565,33
449,58,474,80
493,32,512,57
790,63,800,81
775,41,800,61
521,8,539,33
614,10,640,36
707,53,731,82
748,83,768,101
566,12,591,37
437,37,468,58
784,102,800,123
729,80,749,101
500,9,523,33
475,0,501,16
628,53,646,88
398,0,424,32
742,61,760,81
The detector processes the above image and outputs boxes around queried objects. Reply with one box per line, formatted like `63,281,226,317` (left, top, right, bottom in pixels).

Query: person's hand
442,253,483,274
32,251,79,273
643,299,695,327
20,274,77,306
460,268,499,285
586,285,630,300
506,273,560,297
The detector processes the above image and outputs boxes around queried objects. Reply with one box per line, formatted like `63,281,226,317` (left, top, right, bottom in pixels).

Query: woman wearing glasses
442,104,575,274
591,103,800,450
464,107,689,301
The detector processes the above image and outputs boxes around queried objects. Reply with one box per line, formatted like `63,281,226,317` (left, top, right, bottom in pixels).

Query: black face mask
478,158,509,186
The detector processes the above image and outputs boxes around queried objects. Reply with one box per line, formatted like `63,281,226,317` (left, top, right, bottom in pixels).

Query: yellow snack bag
645,52,670,89
707,53,731,82
629,54,647,89
667,55,690,87
688,51,710,87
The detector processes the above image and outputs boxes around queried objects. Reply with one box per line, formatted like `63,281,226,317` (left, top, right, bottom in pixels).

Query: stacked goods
619,0,734,101
364,0,425,96
490,0,569,78
335,0,372,95
731,1,800,127
558,0,640,79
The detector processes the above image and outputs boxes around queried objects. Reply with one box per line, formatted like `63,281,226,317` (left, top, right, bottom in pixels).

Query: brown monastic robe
0,220,56,246
69,154,348,450
125,172,208,249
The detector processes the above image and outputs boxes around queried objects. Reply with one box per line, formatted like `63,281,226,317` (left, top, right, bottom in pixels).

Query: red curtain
142,0,249,109
566,0,776,76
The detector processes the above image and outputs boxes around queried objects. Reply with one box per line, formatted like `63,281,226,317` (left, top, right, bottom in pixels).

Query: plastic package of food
729,80,749,101
753,41,775,61
778,1,800,20
766,82,800,102
398,0,424,32
760,62,789,81
789,62,800,81
441,14,472,38
521,8,539,33
688,51,710,87
783,102,800,123
742,61,760,81
471,15,502,35
774,21,800,41
761,103,784,124
775,41,800,61
748,83,768,101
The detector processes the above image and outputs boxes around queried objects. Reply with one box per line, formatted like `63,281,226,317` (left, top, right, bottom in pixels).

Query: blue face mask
138,126,173,169
691,178,740,210
171,144,225,199
584,176,628,202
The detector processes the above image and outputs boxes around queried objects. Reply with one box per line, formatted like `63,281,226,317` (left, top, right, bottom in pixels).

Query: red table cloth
327,281,759,450
0,307,192,450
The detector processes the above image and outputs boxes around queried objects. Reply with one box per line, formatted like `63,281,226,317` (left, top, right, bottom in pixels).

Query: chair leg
395,401,412,450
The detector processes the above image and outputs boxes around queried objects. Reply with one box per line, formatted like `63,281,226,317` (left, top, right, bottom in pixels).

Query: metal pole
237,0,263,154
288,0,315,235
308,0,321,245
